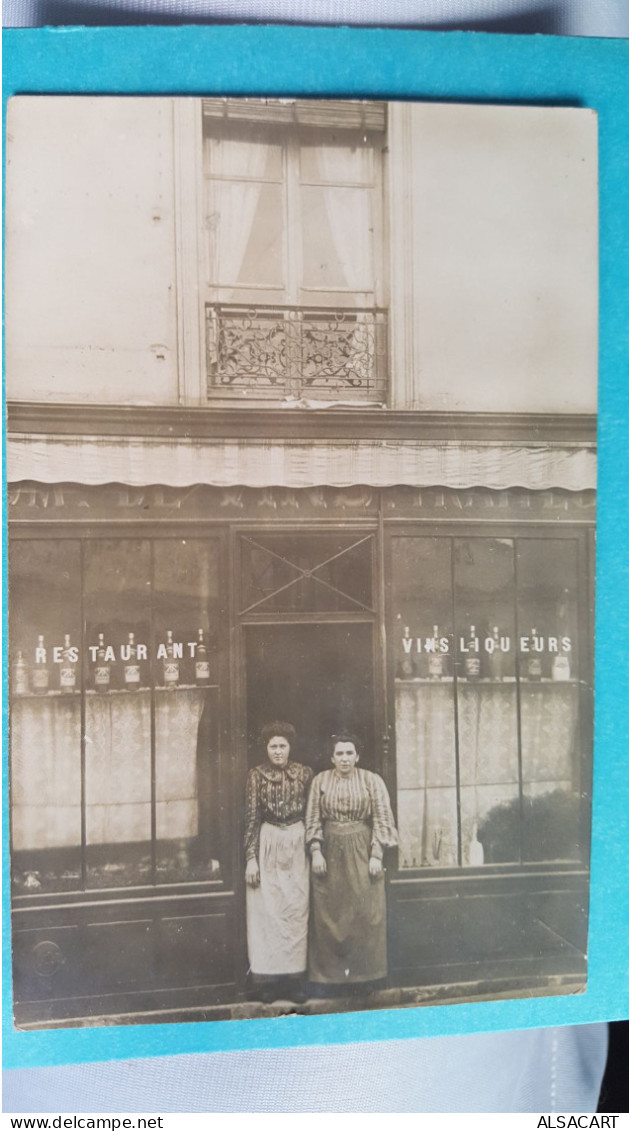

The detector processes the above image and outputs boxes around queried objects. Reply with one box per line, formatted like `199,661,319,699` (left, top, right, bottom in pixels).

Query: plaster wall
6,97,179,405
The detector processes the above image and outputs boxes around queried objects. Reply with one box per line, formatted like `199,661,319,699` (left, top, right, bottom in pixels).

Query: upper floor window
202,99,387,404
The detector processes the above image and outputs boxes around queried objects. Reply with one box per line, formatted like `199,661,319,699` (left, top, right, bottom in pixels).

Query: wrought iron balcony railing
206,304,387,402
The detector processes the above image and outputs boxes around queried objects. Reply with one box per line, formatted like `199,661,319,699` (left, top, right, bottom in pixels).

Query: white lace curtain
318,145,372,293
211,138,267,286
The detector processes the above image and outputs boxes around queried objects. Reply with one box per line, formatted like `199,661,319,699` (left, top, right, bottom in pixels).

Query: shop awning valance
6,435,596,492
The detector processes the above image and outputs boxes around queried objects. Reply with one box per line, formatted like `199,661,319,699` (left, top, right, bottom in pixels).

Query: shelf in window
395,676,454,684
12,689,81,700
14,684,219,699
457,677,517,684
519,678,579,685
83,684,218,695
85,686,151,695
154,683,219,691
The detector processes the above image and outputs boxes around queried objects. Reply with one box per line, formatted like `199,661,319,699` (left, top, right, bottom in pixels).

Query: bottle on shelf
551,652,571,682
60,633,77,693
526,628,543,681
397,625,417,680
94,632,111,692
123,632,141,688
463,625,481,681
13,650,29,696
195,628,210,686
428,624,445,680
32,634,50,694
176,838,190,872
487,625,504,681
163,629,179,689
397,655,417,680
468,822,485,866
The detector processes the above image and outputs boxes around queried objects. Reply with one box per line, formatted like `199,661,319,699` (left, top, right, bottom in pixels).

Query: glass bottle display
60,633,77,693
123,631,140,688
428,623,445,679
13,651,29,696
526,628,543,681
195,628,210,685
32,634,50,694
551,651,571,681
163,629,179,688
397,625,417,679
487,625,504,681
463,625,481,680
94,632,111,691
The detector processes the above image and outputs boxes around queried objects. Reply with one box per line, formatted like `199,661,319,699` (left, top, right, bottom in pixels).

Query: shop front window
10,536,223,895
391,534,584,870
10,540,83,893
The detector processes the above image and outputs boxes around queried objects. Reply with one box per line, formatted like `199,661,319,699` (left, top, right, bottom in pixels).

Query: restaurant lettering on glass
5,96,597,1026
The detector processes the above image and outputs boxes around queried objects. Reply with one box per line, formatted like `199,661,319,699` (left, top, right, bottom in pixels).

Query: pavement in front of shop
17,972,585,1030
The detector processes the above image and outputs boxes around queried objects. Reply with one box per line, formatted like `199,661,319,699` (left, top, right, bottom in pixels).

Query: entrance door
245,623,375,773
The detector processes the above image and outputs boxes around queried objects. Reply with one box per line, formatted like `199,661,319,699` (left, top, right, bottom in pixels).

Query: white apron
246,820,309,976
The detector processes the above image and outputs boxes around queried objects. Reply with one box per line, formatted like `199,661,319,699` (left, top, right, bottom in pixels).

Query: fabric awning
6,435,596,492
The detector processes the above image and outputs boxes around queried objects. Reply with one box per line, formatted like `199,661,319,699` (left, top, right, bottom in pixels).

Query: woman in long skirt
244,722,312,1002
306,732,398,992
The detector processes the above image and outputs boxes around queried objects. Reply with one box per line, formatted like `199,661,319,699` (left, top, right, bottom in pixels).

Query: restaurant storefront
9,458,595,1026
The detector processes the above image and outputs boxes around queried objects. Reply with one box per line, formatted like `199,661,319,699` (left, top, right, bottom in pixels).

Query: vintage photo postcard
5,92,597,1035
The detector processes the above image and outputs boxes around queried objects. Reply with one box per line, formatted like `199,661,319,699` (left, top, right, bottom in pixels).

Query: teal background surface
3,25,628,1070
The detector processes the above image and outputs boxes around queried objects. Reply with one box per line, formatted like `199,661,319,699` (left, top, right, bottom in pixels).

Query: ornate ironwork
206,304,387,401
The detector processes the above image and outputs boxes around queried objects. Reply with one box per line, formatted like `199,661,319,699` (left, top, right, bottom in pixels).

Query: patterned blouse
305,767,398,860
244,761,313,862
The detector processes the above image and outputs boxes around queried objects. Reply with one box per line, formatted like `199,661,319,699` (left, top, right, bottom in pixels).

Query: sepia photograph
5,94,597,1030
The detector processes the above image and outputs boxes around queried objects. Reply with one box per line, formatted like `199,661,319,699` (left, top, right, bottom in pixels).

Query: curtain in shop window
85,693,152,845
457,685,520,864
395,681,581,869
155,688,206,841
395,682,458,868
11,698,82,850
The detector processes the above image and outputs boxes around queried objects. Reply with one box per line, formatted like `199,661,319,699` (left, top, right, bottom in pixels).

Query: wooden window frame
173,98,390,407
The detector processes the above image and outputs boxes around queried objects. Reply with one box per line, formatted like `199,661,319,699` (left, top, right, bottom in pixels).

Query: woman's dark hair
260,721,297,746
328,731,362,758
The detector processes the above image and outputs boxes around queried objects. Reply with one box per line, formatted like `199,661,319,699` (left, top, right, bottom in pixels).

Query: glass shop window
9,537,224,896
10,540,83,894
202,99,387,402
391,534,585,871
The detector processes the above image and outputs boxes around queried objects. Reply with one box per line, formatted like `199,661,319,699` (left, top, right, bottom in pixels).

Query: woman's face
332,741,359,775
266,736,291,767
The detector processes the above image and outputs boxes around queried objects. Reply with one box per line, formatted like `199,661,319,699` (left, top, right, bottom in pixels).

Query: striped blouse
244,761,313,862
305,767,398,860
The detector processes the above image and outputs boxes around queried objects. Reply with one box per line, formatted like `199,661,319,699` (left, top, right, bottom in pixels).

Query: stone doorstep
17,974,586,1030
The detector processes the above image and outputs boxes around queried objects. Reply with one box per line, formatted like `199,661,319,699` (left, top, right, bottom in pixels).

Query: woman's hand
245,858,260,887
311,849,327,876
368,855,383,878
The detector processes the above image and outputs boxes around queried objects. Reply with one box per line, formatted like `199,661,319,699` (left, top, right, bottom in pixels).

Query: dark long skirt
308,820,387,985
